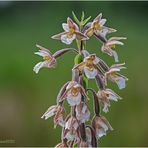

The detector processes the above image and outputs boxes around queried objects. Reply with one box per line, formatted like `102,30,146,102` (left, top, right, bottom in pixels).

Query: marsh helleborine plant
33,12,128,147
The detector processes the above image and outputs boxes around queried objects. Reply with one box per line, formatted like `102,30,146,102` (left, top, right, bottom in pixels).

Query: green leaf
81,11,85,21
82,16,92,25
72,11,80,25
74,54,83,64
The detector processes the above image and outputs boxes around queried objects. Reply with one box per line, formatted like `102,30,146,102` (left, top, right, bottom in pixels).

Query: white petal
34,49,51,57
108,94,118,101
109,68,120,73
107,40,124,46
62,23,69,32
41,106,56,120
109,37,126,41
99,120,109,131
112,50,119,62
33,62,44,73
34,51,48,57
93,57,100,64
84,67,98,79
100,19,107,26
65,132,75,141
61,34,76,45
100,28,109,37
78,111,90,123
82,104,87,113
96,128,106,138
67,93,81,106
115,77,126,89
103,103,109,113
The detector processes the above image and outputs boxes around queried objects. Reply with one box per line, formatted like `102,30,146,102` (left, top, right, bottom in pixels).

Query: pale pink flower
41,104,65,127
85,13,106,37
52,17,88,45
33,44,56,73
58,81,87,106
97,89,121,113
84,13,116,37
74,54,101,79
92,115,113,138
105,63,128,89
101,37,126,62
63,116,80,142
75,102,90,123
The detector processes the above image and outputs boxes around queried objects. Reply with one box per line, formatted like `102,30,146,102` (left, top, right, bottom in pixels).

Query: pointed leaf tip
72,11,80,25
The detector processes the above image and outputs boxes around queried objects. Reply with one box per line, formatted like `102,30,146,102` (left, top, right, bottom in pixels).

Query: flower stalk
33,12,128,147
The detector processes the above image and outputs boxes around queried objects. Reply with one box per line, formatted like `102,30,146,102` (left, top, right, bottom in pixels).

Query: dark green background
0,1,148,147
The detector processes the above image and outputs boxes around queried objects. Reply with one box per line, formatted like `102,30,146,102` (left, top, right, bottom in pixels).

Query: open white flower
97,89,122,113
33,44,56,73
85,13,106,37
105,63,128,89
75,102,90,123
74,54,101,79
58,81,87,106
101,37,126,62
63,116,80,142
92,115,113,138
52,17,88,45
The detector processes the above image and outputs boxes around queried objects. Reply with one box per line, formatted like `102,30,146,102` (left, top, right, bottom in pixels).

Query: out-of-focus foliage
0,1,148,147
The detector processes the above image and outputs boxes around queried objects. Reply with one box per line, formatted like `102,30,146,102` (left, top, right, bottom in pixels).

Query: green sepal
74,54,83,64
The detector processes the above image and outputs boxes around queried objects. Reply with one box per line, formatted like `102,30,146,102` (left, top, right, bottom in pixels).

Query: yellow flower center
71,87,79,96
85,55,96,71
93,21,101,30
109,44,116,49
69,27,75,34
43,56,51,61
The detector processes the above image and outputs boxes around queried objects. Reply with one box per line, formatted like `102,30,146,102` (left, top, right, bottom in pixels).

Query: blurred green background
0,1,148,147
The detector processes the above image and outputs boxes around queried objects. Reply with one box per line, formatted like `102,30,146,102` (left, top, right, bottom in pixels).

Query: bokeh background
0,1,148,147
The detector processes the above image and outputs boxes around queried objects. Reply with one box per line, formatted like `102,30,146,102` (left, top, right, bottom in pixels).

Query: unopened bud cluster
33,12,128,147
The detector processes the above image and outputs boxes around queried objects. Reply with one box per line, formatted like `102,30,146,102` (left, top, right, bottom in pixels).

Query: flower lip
73,54,101,79
65,81,82,106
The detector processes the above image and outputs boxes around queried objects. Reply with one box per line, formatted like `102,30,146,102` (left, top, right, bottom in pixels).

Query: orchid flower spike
34,12,128,147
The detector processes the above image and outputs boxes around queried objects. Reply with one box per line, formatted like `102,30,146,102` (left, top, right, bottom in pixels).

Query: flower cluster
34,12,128,147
